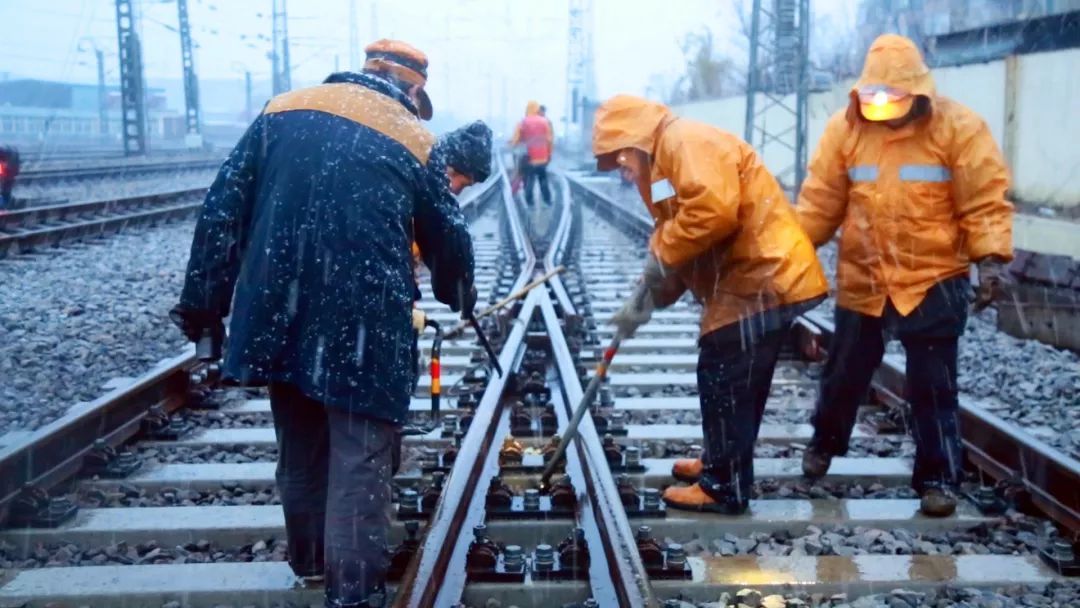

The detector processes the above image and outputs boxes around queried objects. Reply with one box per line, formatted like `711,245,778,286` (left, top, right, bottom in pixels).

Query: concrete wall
670,48,1080,209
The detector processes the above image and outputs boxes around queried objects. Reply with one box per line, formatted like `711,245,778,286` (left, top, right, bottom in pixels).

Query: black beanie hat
440,120,493,183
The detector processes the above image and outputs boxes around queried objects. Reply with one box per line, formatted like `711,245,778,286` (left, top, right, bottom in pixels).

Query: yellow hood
592,95,674,163
849,34,935,118
525,100,541,116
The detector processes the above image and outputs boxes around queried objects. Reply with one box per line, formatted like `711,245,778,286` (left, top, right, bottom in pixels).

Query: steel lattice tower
566,0,596,159
177,0,201,140
115,0,147,156
744,0,810,192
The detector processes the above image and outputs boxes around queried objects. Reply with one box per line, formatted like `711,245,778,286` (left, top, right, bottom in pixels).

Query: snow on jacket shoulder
178,71,474,424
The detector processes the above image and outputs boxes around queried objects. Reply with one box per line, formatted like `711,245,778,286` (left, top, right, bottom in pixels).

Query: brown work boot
920,485,958,517
662,483,748,514
801,446,832,479
671,458,703,483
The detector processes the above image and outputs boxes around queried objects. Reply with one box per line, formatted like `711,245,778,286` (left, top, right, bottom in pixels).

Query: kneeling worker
797,34,1014,517
592,95,828,514
171,39,476,607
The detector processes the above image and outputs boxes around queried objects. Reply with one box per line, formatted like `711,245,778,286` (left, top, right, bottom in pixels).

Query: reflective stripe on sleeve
899,164,952,182
847,165,879,182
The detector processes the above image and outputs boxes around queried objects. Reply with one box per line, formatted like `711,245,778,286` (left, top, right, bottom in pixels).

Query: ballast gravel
0,221,195,434
16,168,219,206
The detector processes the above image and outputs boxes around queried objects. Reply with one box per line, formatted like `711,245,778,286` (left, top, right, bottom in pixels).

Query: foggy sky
0,1,851,135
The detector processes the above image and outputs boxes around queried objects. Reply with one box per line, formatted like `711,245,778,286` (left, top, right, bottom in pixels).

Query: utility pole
272,0,292,95
177,0,202,147
743,0,810,192
93,48,107,139
114,0,147,156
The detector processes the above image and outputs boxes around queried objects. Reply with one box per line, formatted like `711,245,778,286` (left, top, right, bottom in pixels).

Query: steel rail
18,158,223,187
795,309,1080,535
0,350,202,522
394,158,539,608
542,173,658,607
567,172,1080,538
0,188,208,258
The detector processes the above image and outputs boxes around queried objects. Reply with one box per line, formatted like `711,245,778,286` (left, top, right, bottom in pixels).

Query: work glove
972,257,1012,312
611,281,655,338
412,308,427,333
168,304,226,361
641,252,672,294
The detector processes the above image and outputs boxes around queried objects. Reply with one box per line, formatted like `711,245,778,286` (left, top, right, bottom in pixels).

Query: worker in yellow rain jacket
593,95,828,513
796,34,1014,517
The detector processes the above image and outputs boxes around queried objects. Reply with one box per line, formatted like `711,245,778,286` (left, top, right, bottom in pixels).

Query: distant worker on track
0,145,20,210
796,34,1014,517
170,39,476,608
592,95,828,514
510,100,553,207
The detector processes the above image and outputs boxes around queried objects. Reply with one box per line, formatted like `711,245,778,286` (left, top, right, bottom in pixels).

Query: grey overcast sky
0,1,852,133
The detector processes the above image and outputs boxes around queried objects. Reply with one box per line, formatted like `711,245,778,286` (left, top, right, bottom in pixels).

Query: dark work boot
801,446,832,479
920,483,957,517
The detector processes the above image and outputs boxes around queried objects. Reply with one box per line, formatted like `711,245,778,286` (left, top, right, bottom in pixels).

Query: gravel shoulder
0,221,195,434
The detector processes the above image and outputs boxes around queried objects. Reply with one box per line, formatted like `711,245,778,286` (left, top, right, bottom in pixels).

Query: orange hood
849,34,935,118
525,100,541,116
592,95,674,163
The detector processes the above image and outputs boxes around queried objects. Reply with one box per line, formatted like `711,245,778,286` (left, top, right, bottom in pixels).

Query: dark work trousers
522,163,551,206
269,383,396,607
809,276,970,492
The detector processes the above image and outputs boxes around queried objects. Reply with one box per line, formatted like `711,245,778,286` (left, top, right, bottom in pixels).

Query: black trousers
522,163,551,206
269,383,396,607
809,277,970,492
0,176,14,208
697,325,789,504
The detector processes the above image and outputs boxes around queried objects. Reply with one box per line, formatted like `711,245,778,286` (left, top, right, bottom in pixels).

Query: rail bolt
624,446,641,467
616,475,639,508
502,544,525,572
397,489,419,514
642,488,661,511
523,488,541,511
602,434,623,465
442,414,459,434
583,600,599,608
609,411,625,430
420,447,439,469
666,543,686,569
534,544,555,571
599,386,614,408
485,476,514,509
404,520,420,540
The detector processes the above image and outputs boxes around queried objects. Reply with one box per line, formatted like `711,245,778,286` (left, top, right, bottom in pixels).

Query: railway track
0,188,206,258
0,166,1077,607
17,157,223,189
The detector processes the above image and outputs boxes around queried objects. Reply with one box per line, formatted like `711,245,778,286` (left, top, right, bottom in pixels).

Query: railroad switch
963,485,1010,516
7,485,77,528
1038,537,1080,576
617,475,666,518
386,520,421,581
82,439,142,478
140,405,192,440
465,525,525,583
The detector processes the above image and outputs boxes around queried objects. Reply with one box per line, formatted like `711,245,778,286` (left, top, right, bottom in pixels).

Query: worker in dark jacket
171,39,475,608
0,145,20,210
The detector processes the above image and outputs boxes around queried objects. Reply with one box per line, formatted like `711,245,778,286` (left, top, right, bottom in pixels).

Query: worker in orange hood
593,94,828,514
796,34,1014,517
510,100,553,206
